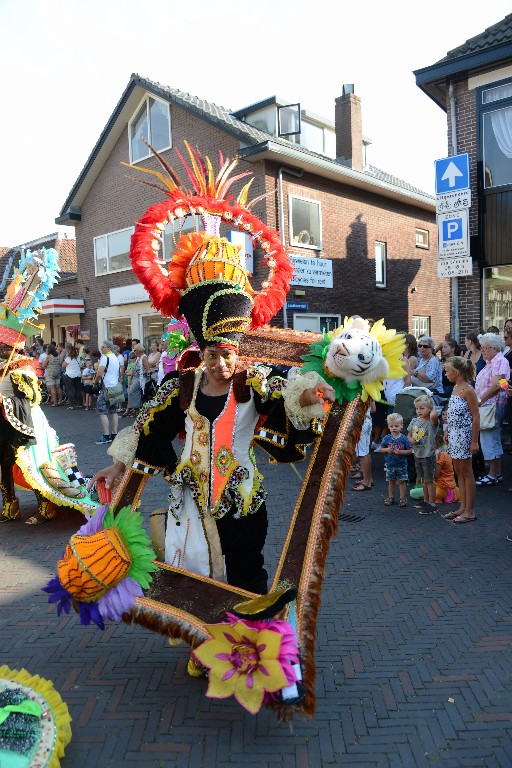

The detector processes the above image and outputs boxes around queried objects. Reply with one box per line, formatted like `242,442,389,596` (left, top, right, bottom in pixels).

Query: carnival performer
0,249,98,523
90,142,335,596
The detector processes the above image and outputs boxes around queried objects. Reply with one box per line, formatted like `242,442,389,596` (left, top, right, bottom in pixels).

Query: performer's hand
299,383,336,407
88,461,125,491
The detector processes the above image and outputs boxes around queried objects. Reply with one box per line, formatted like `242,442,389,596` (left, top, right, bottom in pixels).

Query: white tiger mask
324,319,389,384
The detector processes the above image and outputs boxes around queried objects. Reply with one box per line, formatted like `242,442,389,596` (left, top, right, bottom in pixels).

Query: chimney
335,84,363,172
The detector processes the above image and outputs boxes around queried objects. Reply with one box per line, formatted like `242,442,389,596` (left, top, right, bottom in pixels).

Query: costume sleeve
250,366,324,464
109,376,183,474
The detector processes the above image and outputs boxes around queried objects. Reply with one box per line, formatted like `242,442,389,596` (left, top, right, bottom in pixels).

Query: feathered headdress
125,141,293,348
0,247,60,349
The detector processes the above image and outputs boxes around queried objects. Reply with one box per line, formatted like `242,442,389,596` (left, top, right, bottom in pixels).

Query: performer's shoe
25,501,57,525
187,654,207,678
0,499,20,522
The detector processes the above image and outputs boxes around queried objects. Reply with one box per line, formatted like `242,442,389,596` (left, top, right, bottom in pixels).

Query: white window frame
93,226,134,277
288,194,322,250
412,315,430,338
415,228,429,249
375,241,387,288
128,94,172,164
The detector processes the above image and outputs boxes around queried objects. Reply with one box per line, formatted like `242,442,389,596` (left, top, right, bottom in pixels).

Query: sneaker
371,441,380,450
419,504,437,515
95,435,112,444
414,499,428,509
109,434,117,441
496,475,503,483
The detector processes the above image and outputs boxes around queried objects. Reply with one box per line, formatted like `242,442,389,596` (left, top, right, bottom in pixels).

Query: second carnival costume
107,142,330,594
0,248,98,523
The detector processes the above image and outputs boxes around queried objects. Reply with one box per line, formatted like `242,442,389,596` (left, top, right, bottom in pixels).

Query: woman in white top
62,344,83,409
93,340,121,444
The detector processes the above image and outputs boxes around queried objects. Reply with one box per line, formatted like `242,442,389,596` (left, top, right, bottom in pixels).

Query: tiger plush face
324,325,389,384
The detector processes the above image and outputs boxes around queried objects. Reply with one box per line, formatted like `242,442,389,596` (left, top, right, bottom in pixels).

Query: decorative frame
111,326,366,719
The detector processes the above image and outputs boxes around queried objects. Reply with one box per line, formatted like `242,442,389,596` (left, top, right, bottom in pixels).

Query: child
434,433,460,504
81,357,96,410
407,394,439,514
441,404,449,445
380,413,413,507
351,401,376,491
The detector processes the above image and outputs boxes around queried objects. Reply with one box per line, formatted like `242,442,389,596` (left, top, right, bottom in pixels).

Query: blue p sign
442,218,463,242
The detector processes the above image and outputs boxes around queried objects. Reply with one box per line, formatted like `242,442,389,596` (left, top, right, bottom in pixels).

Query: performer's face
203,346,237,382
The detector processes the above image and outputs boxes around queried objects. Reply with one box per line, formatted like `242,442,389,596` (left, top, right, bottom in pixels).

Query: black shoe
95,435,112,444
419,504,437,515
109,434,117,441
414,499,428,509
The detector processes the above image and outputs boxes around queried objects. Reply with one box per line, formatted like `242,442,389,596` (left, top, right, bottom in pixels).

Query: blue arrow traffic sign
435,153,470,195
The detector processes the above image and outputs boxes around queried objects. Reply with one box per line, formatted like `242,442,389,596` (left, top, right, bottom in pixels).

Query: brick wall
262,161,449,343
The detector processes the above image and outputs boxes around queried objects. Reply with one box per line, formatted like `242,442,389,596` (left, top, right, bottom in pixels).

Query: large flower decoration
193,613,299,714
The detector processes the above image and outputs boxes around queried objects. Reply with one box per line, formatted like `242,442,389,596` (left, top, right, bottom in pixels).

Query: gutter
240,141,435,212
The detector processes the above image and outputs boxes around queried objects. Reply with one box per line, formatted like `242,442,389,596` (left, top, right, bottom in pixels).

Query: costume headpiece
126,141,293,349
0,247,60,349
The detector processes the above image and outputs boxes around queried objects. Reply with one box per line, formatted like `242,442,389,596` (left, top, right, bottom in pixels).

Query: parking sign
437,210,469,258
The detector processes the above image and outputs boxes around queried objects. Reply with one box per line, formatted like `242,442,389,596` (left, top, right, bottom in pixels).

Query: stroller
393,386,434,433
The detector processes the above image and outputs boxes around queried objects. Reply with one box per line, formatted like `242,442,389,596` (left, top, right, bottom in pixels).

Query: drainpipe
278,166,304,328
448,83,460,342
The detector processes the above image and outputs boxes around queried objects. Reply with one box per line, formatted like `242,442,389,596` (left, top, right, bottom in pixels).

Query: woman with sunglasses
405,336,443,396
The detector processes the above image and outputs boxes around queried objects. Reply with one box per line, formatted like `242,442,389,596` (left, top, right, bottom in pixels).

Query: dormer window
129,95,171,163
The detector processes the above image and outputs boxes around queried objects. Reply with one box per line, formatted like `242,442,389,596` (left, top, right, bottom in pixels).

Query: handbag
479,401,497,430
101,356,125,405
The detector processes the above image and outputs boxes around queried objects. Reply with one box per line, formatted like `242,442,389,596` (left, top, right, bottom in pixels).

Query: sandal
443,510,462,520
476,475,498,486
399,499,408,508
352,483,372,492
384,497,395,506
452,514,477,524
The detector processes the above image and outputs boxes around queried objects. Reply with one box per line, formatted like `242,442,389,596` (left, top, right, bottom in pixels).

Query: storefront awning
40,299,85,314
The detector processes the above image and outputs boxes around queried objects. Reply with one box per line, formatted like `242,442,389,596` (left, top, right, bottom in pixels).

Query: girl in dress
443,356,480,523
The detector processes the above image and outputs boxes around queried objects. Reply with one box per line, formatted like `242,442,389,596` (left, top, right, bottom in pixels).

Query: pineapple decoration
126,141,293,348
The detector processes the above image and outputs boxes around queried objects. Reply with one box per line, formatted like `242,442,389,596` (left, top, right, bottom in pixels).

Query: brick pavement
1,404,512,767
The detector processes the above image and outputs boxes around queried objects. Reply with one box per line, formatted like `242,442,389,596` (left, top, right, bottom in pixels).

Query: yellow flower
193,621,289,714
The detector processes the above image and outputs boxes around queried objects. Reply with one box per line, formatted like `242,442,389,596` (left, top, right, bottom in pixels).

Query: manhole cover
338,513,365,523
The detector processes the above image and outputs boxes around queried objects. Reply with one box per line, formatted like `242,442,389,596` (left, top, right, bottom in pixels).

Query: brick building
55,74,449,349
415,13,512,337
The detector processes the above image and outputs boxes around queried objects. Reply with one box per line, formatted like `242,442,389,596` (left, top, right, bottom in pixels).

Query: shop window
481,81,512,189
415,228,429,249
289,196,322,249
142,315,170,349
412,315,430,338
483,265,512,330
375,241,387,288
106,318,131,347
94,227,133,275
129,94,171,164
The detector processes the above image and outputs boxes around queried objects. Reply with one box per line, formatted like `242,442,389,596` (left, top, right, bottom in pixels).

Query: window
480,81,512,189
289,195,322,249
129,95,171,163
412,316,430,338
106,318,131,345
143,315,170,349
292,313,341,333
278,103,301,136
94,227,133,275
162,215,201,261
415,228,429,249
483,265,512,330
375,241,387,288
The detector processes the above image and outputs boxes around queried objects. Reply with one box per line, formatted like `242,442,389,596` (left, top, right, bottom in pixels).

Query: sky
1,0,511,247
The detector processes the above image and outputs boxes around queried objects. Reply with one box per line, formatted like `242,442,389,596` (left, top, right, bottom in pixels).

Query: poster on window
289,256,333,288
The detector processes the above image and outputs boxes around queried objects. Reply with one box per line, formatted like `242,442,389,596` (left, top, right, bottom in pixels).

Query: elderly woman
475,333,511,486
405,336,443,396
